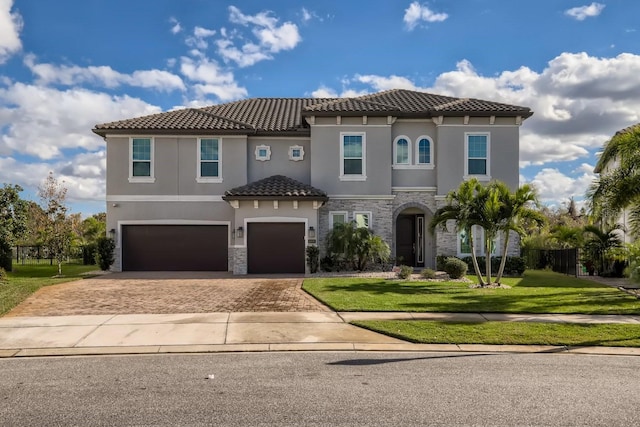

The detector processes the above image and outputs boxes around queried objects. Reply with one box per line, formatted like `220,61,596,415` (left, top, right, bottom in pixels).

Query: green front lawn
0,263,99,316
354,320,640,347
303,270,640,314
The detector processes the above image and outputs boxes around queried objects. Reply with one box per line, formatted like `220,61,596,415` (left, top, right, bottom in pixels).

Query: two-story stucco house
92,89,533,274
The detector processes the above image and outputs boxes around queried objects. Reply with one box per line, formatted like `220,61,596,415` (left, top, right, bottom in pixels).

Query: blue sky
1,0,639,216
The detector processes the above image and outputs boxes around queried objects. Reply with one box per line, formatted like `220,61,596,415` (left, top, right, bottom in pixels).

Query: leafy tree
38,172,72,276
0,184,28,271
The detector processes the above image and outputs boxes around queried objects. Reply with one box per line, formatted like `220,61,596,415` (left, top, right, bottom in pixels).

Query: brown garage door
122,225,228,271
247,223,305,274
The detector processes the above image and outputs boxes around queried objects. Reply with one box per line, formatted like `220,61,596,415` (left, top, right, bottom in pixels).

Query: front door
396,214,426,267
396,215,415,266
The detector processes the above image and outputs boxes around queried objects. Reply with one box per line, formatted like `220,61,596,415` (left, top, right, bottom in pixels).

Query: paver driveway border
5,271,331,317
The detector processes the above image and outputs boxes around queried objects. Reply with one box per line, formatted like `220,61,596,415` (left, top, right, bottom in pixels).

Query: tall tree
494,182,545,283
0,184,28,271
38,172,72,276
430,179,486,286
590,124,640,236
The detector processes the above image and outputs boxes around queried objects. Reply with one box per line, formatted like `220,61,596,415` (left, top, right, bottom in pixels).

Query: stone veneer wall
233,246,247,275
318,199,394,254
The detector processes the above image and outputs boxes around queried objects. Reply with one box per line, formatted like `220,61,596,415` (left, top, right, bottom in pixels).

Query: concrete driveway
5,272,330,317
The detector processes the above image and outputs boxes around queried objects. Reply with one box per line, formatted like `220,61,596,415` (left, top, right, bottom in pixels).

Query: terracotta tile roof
223,175,328,200
93,89,532,136
304,89,532,116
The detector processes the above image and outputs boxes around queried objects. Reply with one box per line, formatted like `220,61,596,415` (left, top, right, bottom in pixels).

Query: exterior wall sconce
109,229,116,239
308,226,316,238
236,226,243,238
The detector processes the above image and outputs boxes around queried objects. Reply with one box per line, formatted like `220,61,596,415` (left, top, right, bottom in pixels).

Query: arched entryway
394,204,435,268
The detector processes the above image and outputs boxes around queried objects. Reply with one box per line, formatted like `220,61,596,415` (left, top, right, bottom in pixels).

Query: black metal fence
521,248,588,277
13,245,84,265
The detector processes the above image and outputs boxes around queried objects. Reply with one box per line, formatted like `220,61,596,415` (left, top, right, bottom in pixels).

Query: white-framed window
129,137,155,183
197,138,222,183
465,133,490,180
394,136,410,165
329,211,348,229
416,136,434,167
354,211,372,229
255,144,271,161
289,145,305,161
458,226,499,257
340,132,366,181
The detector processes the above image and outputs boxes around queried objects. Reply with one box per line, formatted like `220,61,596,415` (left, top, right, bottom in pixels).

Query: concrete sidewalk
1,311,640,358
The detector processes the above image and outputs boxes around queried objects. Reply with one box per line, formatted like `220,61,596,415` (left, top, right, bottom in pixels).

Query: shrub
397,265,413,279
0,239,12,272
82,243,97,265
306,245,320,273
436,255,449,271
95,237,115,271
420,268,437,279
444,257,468,279
0,267,7,282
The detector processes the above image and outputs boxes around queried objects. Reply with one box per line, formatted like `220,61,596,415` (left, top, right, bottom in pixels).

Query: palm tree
582,224,624,275
590,124,640,236
493,182,545,283
430,179,486,286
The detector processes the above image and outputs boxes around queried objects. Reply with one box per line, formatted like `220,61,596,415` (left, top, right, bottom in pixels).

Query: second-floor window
395,137,410,165
340,133,366,181
129,137,154,183
465,133,490,179
417,137,431,165
392,135,434,169
198,138,222,183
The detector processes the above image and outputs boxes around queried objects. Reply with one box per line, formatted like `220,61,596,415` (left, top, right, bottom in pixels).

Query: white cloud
24,55,185,92
0,82,160,159
301,8,313,22
169,17,182,34
0,0,22,64
528,167,596,205
356,74,418,91
186,26,217,49
218,6,302,67
565,2,605,21
179,56,247,101
403,1,448,30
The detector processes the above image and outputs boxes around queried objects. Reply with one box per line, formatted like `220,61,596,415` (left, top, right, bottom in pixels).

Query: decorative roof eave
300,109,533,119
92,127,311,138
222,194,329,201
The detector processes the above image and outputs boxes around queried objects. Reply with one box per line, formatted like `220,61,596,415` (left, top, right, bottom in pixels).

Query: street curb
2,343,640,358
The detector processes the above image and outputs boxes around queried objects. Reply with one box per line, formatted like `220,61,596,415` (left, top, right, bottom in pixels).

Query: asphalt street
1,352,639,426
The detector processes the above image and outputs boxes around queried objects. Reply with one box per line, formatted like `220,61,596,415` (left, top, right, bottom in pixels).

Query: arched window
417,137,432,165
394,136,410,165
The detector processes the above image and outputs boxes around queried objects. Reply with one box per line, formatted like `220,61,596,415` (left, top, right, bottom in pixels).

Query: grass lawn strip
303,270,640,315
353,320,640,347
0,263,99,316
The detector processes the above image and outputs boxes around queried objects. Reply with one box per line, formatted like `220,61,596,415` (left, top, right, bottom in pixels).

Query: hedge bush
443,257,468,279
397,265,413,279
420,268,437,279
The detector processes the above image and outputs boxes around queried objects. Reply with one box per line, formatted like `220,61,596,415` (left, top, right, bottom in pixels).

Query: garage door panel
122,225,228,271
248,223,305,274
